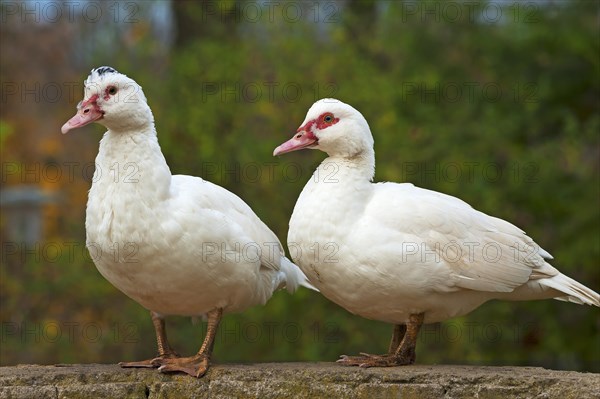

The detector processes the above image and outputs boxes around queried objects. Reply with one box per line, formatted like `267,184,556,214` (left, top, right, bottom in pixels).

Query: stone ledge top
1,363,599,399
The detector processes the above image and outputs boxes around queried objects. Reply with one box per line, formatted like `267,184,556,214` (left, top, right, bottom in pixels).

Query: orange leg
337,313,423,368
152,308,223,378
119,311,179,368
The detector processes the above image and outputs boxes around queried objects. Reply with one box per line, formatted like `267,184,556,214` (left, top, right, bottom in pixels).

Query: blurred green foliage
1,1,598,371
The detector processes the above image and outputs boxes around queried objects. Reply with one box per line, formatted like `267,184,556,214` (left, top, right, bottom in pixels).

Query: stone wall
1,363,599,398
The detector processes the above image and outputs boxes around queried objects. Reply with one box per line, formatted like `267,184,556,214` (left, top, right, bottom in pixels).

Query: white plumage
274,98,599,366
62,67,314,377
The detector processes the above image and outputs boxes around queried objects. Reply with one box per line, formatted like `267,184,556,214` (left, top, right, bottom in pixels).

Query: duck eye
107,86,118,96
323,114,333,123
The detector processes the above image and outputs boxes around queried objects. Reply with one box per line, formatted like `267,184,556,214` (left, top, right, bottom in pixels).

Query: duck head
61,66,153,134
273,98,374,159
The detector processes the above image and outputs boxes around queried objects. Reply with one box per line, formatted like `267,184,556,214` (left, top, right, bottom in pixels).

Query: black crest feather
93,66,118,76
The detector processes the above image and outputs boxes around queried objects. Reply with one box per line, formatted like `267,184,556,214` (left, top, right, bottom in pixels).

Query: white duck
273,98,600,367
62,66,315,377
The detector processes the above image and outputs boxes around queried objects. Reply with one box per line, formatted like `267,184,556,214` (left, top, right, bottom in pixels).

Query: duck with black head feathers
62,67,317,377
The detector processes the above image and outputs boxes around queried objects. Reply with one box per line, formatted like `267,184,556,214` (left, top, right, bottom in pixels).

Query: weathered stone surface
0,363,598,399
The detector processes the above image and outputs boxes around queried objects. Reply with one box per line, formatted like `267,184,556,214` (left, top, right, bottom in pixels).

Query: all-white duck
62,66,315,377
273,98,599,367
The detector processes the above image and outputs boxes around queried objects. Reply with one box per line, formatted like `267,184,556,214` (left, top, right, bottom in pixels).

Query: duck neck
94,123,172,200
319,148,375,184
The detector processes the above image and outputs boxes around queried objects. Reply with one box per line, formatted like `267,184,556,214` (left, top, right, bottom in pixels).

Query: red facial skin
273,112,339,156
61,94,104,134
82,94,100,108
103,86,117,101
